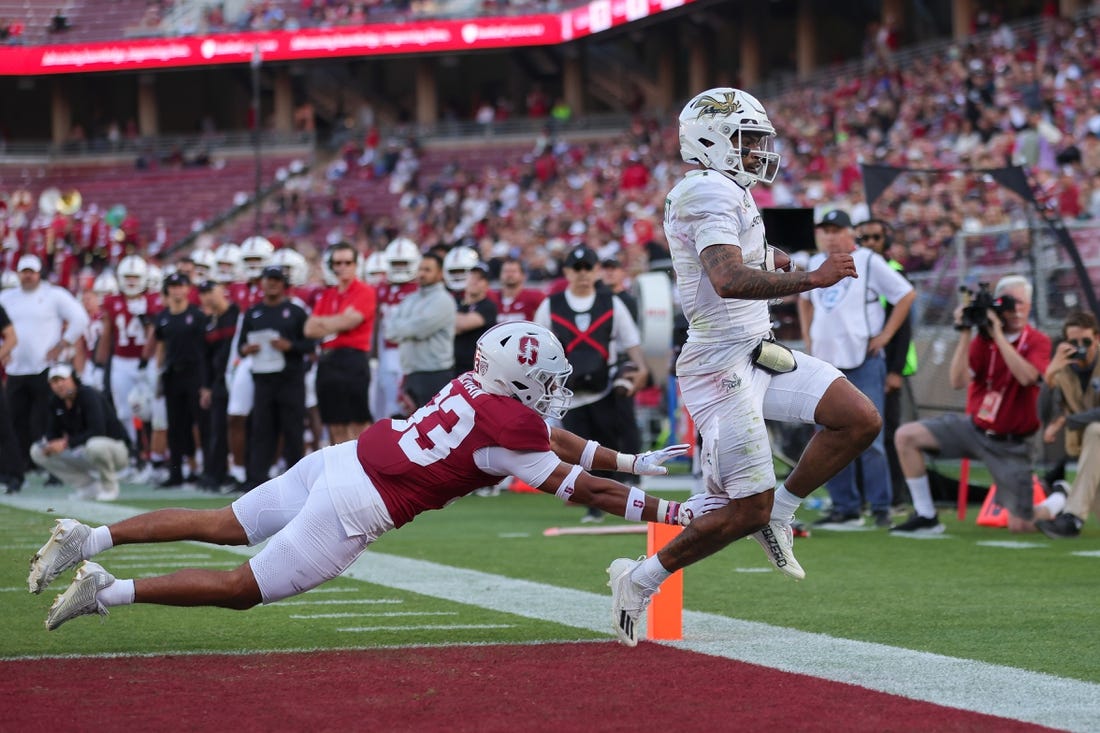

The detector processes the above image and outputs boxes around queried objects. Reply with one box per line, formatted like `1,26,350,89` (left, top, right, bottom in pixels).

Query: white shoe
751,519,806,581
29,518,92,594
95,486,120,501
46,561,115,631
606,556,651,647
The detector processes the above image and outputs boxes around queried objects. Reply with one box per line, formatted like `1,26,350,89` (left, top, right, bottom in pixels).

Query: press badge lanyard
977,328,1028,423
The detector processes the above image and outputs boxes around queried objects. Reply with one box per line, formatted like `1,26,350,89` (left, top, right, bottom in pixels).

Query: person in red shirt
304,242,377,445
489,257,544,324
893,276,1060,533
31,322,692,630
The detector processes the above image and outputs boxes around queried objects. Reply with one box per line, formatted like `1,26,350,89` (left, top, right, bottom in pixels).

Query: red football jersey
357,374,551,528
376,281,418,348
227,282,262,311
490,288,545,324
103,293,162,358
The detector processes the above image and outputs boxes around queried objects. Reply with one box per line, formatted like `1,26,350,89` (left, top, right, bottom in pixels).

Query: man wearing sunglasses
306,243,378,445
1037,310,1100,538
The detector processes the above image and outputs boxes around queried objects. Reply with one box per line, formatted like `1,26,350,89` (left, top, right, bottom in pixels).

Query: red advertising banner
0,0,690,75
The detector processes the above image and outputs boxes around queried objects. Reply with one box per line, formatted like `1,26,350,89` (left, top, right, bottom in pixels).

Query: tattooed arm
699,244,857,300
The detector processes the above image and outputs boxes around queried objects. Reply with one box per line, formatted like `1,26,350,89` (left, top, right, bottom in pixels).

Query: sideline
3,494,1097,732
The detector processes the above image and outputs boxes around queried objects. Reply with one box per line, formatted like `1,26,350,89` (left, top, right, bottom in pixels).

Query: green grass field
4,480,1098,686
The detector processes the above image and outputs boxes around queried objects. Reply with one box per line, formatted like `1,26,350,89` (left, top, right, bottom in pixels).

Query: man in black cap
149,272,206,487
535,245,648,522
237,266,315,491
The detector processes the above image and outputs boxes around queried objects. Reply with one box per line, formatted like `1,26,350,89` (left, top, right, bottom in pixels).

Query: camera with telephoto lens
956,283,1016,333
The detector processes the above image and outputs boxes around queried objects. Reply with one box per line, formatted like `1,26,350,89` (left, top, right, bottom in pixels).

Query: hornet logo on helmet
517,336,539,366
692,92,741,117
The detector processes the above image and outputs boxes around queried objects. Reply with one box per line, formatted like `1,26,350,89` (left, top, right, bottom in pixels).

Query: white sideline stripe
288,607,455,611
732,568,771,574
337,624,513,633
1071,550,1100,558
2,494,1097,732
0,587,26,592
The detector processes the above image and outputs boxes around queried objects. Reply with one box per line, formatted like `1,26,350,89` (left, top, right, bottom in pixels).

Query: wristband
579,440,598,470
624,487,646,522
615,452,635,473
657,498,669,523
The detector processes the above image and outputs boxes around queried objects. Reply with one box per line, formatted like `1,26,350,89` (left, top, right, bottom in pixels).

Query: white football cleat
46,561,115,631
752,519,805,581
28,518,92,594
607,556,651,647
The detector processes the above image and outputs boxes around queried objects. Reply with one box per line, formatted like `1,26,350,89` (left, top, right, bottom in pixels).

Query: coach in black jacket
238,266,315,491
30,363,129,501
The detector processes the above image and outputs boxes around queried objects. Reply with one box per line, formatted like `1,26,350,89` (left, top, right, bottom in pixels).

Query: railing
0,130,316,165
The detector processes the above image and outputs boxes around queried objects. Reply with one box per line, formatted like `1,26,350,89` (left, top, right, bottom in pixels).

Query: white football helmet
442,246,480,291
473,322,573,420
679,87,780,188
145,264,164,293
384,237,421,284
270,247,309,287
361,250,388,286
191,248,216,282
213,243,243,283
240,236,275,280
116,255,148,297
92,271,119,296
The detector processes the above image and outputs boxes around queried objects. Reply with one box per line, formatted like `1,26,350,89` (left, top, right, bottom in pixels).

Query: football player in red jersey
490,257,545,324
372,237,421,420
95,255,162,446
32,322,695,631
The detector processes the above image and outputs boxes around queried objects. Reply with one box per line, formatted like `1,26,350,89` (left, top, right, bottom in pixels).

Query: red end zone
2,643,1056,731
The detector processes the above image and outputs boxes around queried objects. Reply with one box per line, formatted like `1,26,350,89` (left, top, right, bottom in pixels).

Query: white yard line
336,623,513,633
2,494,1097,732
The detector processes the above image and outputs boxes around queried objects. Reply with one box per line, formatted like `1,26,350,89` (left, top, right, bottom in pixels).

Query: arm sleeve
473,446,561,485
869,254,914,304
681,182,744,254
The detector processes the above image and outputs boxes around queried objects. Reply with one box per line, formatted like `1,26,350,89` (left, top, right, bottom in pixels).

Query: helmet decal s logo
691,92,741,118
517,336,539,366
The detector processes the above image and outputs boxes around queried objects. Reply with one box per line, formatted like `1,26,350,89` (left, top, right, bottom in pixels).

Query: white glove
677,492,731,526
627,444,691,475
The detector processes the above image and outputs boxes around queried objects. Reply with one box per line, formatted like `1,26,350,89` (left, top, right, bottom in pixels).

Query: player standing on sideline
607,87,879,646
29,323,693,630
95,256,160,450
372,238,420,419
490,257,544,324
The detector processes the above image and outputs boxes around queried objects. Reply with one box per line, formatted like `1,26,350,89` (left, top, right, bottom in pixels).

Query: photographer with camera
893,276,1061,533
1036,310,1100,538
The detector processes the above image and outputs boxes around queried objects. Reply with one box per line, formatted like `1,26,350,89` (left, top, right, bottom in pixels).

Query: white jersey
664,170,772,375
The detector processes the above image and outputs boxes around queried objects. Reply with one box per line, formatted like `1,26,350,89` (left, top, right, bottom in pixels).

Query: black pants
204,382,229,482
162,368,200,479
405,370,453,409
247,371,306,489
5,370,49,474
0,379,24,483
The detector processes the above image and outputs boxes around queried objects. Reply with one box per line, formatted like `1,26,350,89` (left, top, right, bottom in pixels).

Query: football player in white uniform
607,88,880,646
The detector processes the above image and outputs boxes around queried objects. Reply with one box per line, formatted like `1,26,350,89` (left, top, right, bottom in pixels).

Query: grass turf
3,488,1097,685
